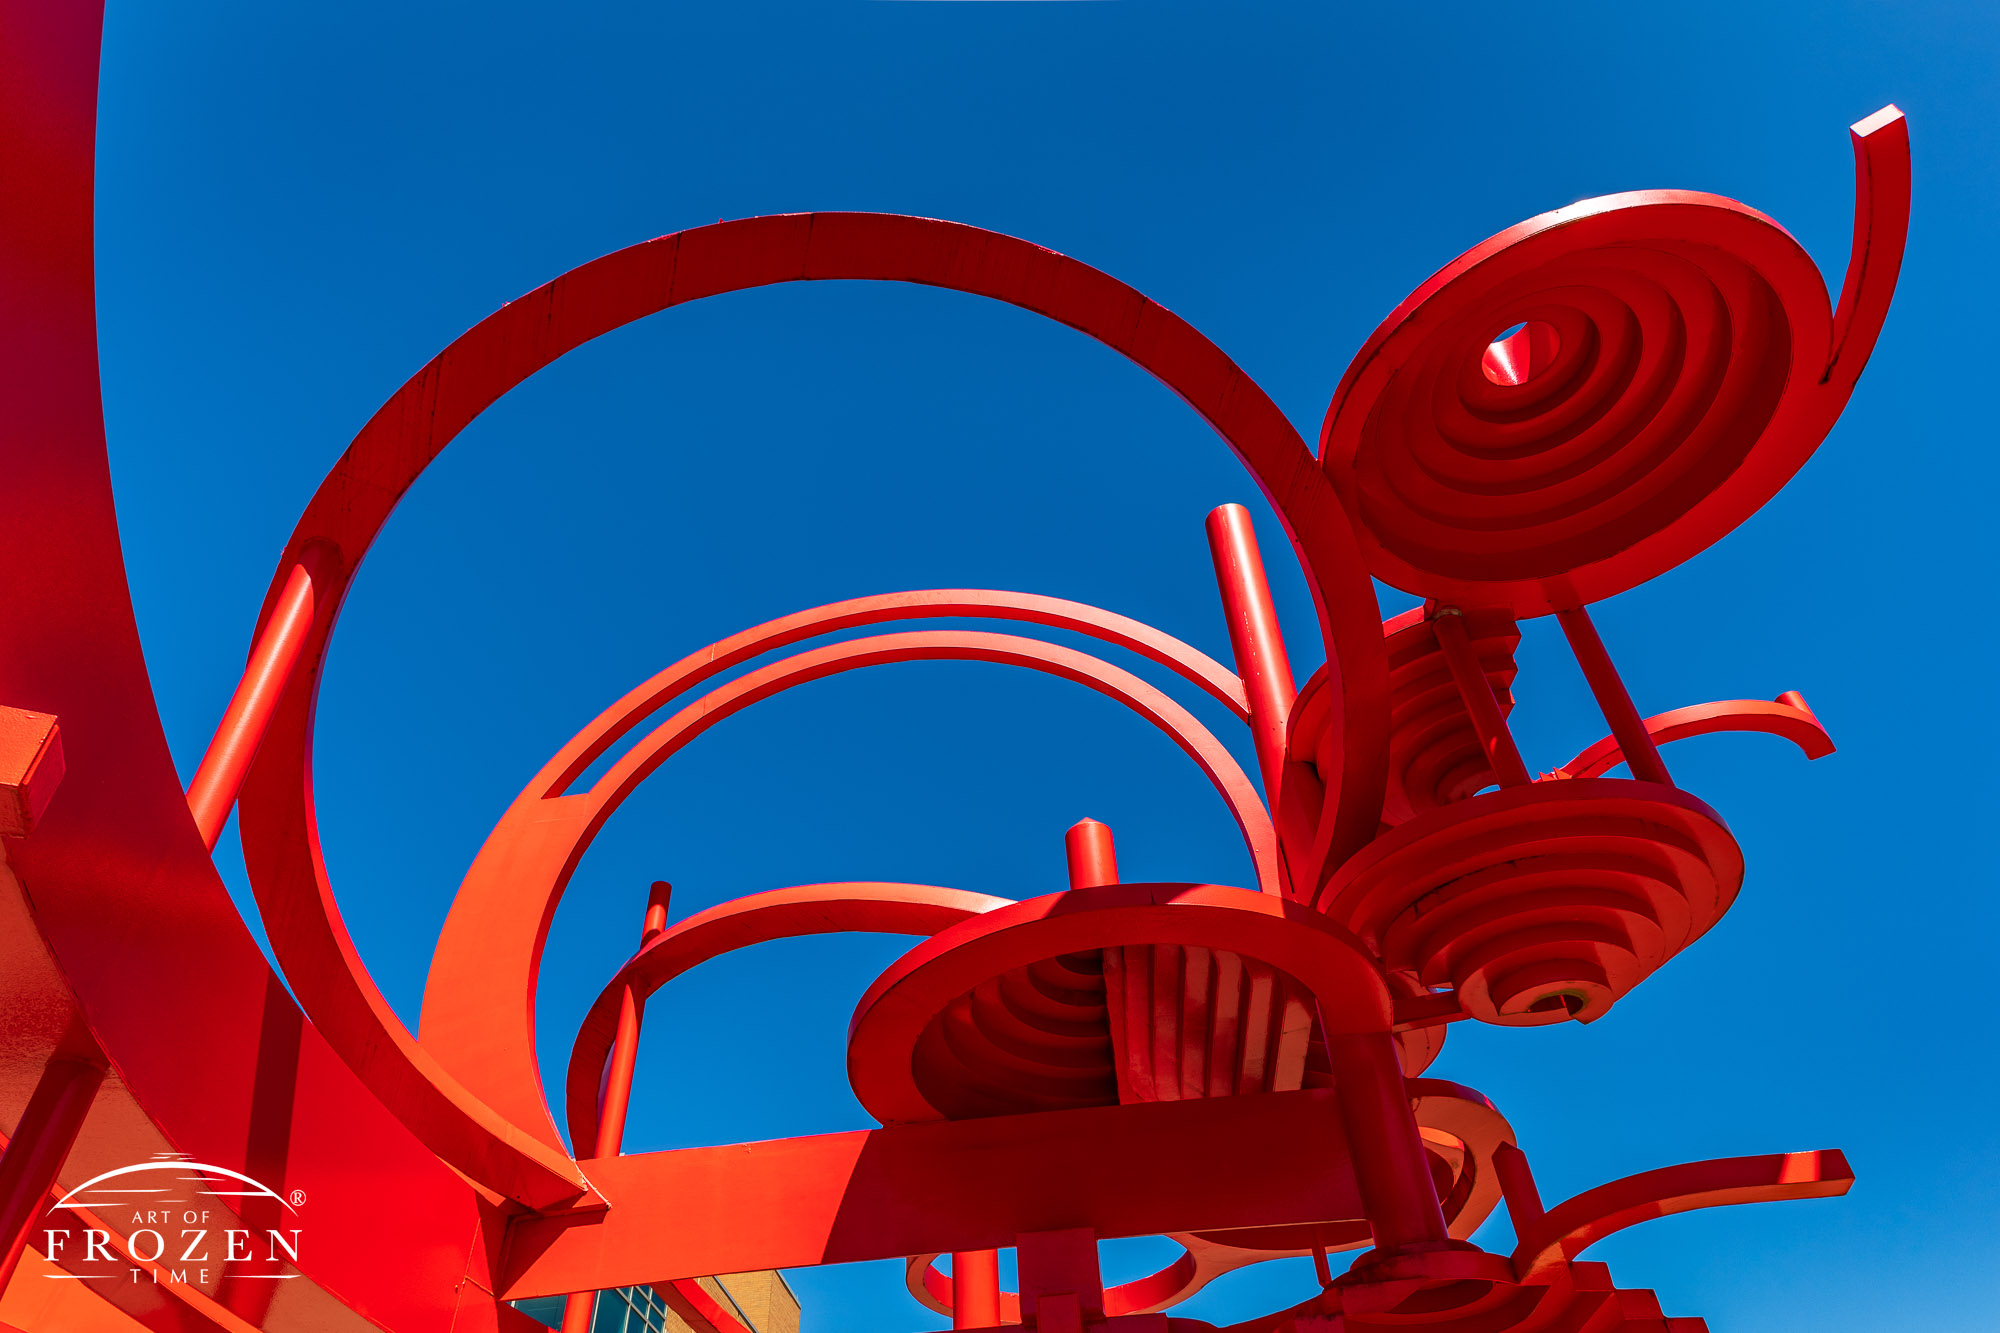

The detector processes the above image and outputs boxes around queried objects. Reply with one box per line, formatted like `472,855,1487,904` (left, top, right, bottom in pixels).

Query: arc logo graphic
41,1153,303,1288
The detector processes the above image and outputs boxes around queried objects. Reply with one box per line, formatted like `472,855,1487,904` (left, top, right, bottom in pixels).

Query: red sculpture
0,6,1909,1332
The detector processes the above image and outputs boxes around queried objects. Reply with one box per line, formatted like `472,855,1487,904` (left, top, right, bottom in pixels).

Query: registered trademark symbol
289,1190,306,1206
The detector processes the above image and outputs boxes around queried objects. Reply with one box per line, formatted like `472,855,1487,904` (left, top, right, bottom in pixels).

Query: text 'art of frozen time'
0,7,1906,1333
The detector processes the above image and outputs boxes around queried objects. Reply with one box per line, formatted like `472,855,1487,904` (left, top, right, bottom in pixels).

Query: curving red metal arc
1510,1149,1855,1277
418,623,1280,1180
533,588,1256,798
566,883,1012,1158
237,208,1394,952
408,585,1269,1169
226,216,1401,1208
1554,692,1834,780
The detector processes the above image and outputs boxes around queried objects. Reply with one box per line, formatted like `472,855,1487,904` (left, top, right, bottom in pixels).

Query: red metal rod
564,883,675,1333
1325,1031,1448,1251
1065,818,1119,891
596,880,676,1152
186,544,330,850
952,1247,1002,1329
0,1056,105,1292
641,879,673,942
1430,608,1532,788
593,987,645,1162
1074,819,1144,1109
1555,605,1672,787
1204,505,1298,808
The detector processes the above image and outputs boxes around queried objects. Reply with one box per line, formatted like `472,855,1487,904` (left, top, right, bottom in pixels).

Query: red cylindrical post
1072,818,1145,1173
558,1281,596,1331
1204,505,1299,807
952,1247,1002,1329
1555,605,1671,787
1325,1031,1447,1251
641,879,673,943
1065,819,1119,891
598,881,670,1153
1430,608,1532,788
592,986,644,1162
563,882,674,1333
592,881,676,1157
186,544,332,850
0,1056,105,1292
1309,1231,1336,1289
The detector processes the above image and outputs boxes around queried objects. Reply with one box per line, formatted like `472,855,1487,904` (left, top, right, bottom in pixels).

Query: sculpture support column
939,820,1126,1330
1016,1228,1101,1333
1325,1032,1447,1252
563,882,674,1333
952,1247,1002,1329
0,1056,104,1293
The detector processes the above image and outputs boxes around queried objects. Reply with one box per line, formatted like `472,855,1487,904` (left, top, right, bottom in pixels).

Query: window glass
510,1295,568,1329
592,1290,629,1333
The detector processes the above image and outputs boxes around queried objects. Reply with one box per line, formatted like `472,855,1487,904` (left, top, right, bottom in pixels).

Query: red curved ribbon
1553,693,1833,781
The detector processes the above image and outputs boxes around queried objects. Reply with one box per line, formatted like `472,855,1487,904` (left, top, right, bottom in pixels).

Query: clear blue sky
93,3,1996,1330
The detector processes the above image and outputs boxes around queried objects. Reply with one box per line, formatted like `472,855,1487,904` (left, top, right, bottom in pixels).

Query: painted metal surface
0,7,1908,1329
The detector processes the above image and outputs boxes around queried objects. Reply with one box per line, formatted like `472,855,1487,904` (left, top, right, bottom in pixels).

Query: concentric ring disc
1320,191,1833,616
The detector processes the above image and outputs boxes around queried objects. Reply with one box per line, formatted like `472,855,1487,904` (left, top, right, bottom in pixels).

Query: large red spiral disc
1320,192,1834,616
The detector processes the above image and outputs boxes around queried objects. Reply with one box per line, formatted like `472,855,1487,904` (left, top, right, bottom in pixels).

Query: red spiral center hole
1481,319,1561,386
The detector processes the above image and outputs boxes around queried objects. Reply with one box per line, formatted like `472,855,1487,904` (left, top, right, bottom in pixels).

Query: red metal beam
0,1057,103,1291
501,1089,1366,1300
